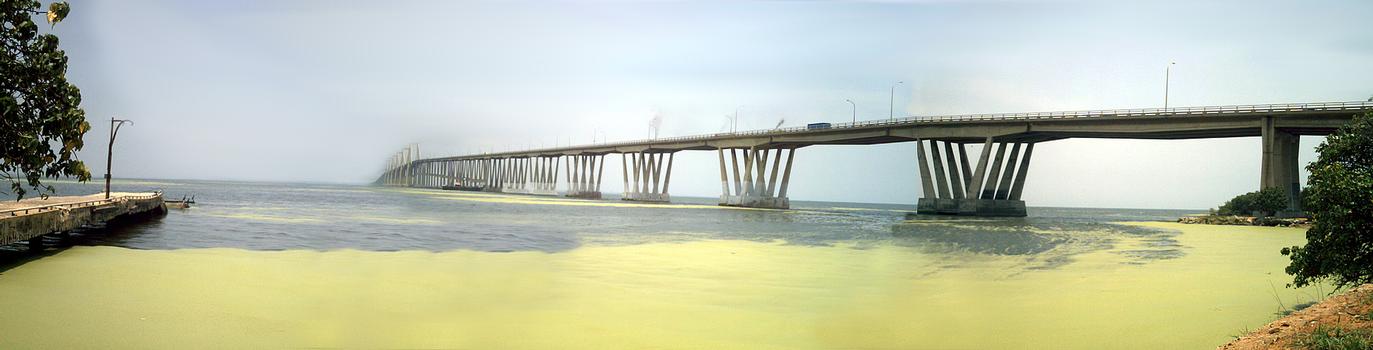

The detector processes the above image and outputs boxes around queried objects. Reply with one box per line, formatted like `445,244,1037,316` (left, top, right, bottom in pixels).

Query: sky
51,0,1373,209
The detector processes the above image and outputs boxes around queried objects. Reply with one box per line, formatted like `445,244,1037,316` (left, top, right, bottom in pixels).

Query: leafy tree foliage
1283,111,1373,288
1217,187,1289,216
2,0,88,200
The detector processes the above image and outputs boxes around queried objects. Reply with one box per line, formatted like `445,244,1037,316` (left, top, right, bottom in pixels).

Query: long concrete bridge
376,101,1373,216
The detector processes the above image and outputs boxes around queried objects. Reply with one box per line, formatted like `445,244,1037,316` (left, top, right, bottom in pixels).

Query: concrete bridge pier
500,157,531,194
717,146,795,209
917,138,1033,217
525,156,559,195
382,149,409,187
417,160,435,188
455,159,487,191
622,152,674,202
565,154,605,199
469,159,484,190
500,157,527,193
430,160,444,188
1261,116,1303,213
442,160,457,188
480,159,502,192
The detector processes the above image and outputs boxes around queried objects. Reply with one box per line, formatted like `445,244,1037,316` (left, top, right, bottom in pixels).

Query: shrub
1217,187,1289,216
1283,111,1373,289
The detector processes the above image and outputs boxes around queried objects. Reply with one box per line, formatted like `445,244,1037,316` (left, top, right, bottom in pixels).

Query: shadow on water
0,209,168,274
892,212,1187,270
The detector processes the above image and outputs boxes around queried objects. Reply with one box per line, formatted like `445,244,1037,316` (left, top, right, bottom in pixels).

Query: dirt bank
1219,284,1373,349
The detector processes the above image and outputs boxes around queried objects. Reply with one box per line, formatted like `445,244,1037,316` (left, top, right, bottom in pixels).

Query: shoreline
1178,215,1311,228
1219,284,1373,349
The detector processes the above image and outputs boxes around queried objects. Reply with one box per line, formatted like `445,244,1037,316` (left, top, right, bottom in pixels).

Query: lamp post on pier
105,118,133,199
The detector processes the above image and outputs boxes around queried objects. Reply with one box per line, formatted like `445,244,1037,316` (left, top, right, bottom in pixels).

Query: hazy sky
55,0,1373,208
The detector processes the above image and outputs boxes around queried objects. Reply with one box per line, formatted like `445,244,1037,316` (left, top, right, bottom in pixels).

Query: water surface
0,180,1323,349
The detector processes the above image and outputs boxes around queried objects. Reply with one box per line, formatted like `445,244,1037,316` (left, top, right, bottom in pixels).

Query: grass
1231,326,1251,340
1285,287,1373,349
1294,325,1373,350
1283,301,1320,316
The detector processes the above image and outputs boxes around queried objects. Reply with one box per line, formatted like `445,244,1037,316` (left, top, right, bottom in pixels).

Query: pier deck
1,192,166,247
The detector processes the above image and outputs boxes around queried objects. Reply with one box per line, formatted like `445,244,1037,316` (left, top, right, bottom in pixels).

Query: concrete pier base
916,198,961,215
918,198,1025,217
958,199,1026,217
719,195,789,209
565,191,602,200
623,192,670,203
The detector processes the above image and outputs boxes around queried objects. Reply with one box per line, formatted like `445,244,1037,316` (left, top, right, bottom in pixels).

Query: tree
1216,187,1288,216
2,1,88,200
1282,111,1373,288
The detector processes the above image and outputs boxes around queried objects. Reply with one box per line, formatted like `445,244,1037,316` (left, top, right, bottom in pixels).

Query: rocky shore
1219,284,1373,349
1178,215,1311,228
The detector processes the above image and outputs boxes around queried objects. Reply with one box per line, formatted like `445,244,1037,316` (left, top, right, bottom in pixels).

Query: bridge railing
432,100,1373,159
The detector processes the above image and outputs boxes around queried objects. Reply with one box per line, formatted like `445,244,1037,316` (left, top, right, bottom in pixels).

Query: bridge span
376,101,1373,216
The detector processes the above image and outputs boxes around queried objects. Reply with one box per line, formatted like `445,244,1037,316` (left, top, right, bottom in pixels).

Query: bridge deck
423,101,1373,160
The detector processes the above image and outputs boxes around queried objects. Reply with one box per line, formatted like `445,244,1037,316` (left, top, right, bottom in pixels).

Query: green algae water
0,180,1323,349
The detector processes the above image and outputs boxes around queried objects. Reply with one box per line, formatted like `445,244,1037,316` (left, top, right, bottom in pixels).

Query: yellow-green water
0,222,1319,349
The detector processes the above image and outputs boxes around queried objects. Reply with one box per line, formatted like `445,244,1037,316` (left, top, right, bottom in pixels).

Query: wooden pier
0,192,166,249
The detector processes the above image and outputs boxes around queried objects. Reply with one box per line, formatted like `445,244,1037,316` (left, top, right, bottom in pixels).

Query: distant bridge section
377,101,1373,216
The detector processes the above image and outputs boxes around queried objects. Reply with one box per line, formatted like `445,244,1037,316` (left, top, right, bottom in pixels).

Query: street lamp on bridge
1164,61,1176,109
889,81,904,121
729,106,741,133
845,99,856,123
105,118,133,199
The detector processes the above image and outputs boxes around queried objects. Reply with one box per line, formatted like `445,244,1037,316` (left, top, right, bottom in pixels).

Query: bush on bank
1282,111,1373,289
1216,187,1290,216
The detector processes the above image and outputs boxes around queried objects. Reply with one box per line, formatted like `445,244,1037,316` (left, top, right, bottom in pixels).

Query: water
0,179,1324,349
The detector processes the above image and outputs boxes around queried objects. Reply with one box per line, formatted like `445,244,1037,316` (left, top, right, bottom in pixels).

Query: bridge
375,101,1373,216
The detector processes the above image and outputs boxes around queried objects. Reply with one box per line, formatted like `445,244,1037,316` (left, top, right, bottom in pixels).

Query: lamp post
889,81,904,121
845,99,856,124
729,106,741,133
1164,61,1175,109
105,118,132,199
